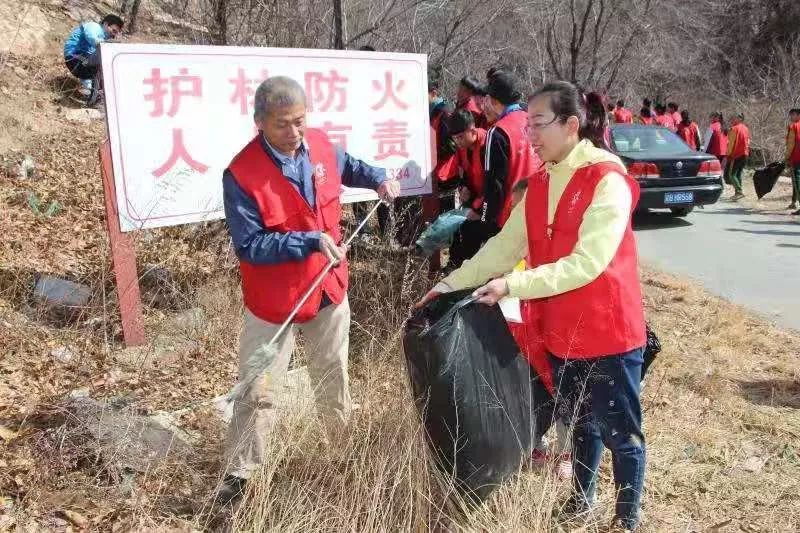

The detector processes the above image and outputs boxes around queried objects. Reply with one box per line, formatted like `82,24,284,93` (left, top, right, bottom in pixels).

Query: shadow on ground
737,378,800,409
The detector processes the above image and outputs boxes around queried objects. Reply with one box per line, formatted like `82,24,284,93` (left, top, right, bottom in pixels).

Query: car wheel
670,207,694,217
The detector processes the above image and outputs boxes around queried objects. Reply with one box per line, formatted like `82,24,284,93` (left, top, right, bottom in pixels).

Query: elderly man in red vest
217,76,400,504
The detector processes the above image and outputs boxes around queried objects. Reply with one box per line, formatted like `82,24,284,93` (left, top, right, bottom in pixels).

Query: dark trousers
791,165,800,205
550,347,646,529
725,156,747,194
447,220,498,269
65,53,99,80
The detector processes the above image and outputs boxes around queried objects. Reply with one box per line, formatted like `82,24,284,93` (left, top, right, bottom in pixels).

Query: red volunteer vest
614,107,633,124
676,122,700,150
492,109,541,226
729,123,751,159
638,116,655,125
227,129,347,324
707,120,727,157
788,122,800,166
671,111,682,125
456,128,487,210
655,114,676,131
432,109,459,182
509,301,555,394
525,162,646,359
458,96,488,129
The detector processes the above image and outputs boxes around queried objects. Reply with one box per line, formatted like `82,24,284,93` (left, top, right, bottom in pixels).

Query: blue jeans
550,348,646,529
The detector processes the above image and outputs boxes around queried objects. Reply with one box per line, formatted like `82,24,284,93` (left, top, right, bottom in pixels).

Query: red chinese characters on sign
371,72,409,111
152,129,209,178
229,68,269,115
305,70,349,112
143,68,202,117
319,121,353,150
372,120,410,160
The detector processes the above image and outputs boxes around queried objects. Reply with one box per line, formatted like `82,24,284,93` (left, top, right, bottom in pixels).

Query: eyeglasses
527,115,562,132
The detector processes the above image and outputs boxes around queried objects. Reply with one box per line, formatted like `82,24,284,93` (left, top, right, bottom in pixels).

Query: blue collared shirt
223,134,386,265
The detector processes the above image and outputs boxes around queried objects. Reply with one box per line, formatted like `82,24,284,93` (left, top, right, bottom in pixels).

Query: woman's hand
414,282,452,309
472,278,509,305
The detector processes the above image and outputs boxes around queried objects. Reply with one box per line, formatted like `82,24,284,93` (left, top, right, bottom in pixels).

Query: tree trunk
127,0,143,34
333,0,346,49
213,0,228,45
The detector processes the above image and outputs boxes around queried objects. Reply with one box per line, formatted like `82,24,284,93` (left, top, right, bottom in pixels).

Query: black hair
655,103,667,114
680,110,690,123
512,178,529,194
460,76,484,95
789,108,800,115
101,14,124,27
617,99,625,107
444,109,475,135
358,45,376,51
529,81,609,150
735,112,745,121
668,102,679,111
641,107,652,118
643,98,652,108
607,103,615,112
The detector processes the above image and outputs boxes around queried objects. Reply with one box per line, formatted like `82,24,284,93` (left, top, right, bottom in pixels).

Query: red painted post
422,125,441,277
99,140,146,346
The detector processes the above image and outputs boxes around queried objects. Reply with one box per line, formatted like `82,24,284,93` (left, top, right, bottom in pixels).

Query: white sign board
100,43,432,232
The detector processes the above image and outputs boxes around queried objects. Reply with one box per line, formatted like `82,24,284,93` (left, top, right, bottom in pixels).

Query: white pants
225,297,352,479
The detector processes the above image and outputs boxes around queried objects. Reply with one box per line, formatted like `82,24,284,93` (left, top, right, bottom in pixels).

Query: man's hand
377,179,401,202
472,278,509,306
465,208,481,221
414,282,452,309
319,233,347,265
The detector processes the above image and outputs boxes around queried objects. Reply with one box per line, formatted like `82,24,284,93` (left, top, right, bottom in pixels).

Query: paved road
634,202,800,331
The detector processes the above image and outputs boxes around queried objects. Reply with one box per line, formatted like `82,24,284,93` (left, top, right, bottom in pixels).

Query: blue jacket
223,134,386,265
64,22,106,58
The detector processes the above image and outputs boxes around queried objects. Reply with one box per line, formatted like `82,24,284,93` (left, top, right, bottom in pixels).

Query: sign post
100,140,146,346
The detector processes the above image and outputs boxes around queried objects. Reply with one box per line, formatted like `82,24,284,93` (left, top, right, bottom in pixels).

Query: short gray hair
253,76,307,121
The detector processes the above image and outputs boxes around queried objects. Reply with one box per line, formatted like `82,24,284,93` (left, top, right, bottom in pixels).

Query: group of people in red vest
428,70,541,269
611,99,761,202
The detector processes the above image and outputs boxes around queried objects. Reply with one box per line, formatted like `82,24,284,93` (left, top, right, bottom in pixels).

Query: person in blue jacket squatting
63,13,123,104
216,76,401,505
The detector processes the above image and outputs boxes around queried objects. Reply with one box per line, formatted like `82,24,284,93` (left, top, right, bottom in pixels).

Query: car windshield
611,126,691,155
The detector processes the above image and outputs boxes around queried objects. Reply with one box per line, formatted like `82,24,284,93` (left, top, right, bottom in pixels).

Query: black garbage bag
753,161,785,199
403,290,538,503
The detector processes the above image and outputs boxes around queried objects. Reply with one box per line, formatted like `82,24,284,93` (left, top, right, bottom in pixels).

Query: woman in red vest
418,81,647,530
455,75,488,129
726,113,751,200
785,108,800,212
636,106,655,125
654,103,676,131
676,110,702,151
705,112,728,168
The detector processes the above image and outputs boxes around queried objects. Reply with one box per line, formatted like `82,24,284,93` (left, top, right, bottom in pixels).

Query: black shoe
215,475,247,506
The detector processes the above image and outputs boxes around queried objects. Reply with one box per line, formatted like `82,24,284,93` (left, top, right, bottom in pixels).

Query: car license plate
664,191,694,204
